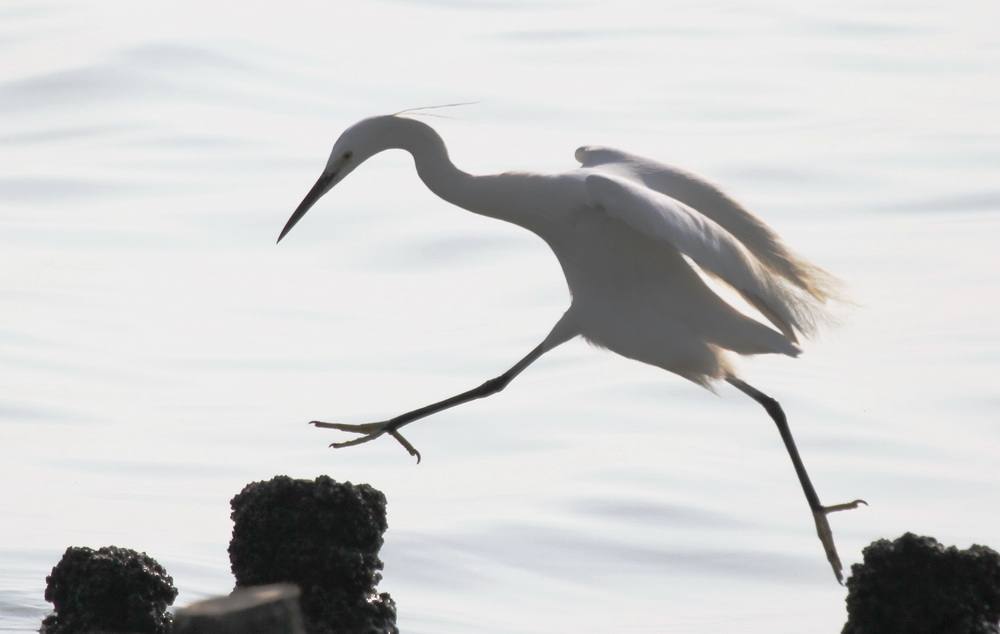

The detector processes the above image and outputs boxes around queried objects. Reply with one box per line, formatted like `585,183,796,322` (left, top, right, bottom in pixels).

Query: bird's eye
342,151,353,161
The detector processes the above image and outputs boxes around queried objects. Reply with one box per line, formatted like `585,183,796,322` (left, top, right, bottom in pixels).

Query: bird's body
423,166,794,383
278,113,864,582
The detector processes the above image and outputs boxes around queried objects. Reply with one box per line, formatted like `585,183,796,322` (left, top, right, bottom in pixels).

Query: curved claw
388,429,422,463
825,499,867,513
813,499,868,585
310,420,422,463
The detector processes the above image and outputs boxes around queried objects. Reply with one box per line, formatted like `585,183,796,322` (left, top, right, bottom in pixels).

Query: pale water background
2,1,999,632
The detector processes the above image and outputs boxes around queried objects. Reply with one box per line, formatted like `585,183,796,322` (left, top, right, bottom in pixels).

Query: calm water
2,1,999,632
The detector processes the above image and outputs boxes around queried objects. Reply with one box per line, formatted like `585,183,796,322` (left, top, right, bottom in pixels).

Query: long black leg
313,341,551,462
727,376,866,583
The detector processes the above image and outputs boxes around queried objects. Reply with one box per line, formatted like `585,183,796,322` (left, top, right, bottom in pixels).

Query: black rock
229,475,397,634
843,532,1000,634
40,545,177,634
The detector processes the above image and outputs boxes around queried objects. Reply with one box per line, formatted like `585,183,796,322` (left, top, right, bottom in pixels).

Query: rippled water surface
2,1,999,632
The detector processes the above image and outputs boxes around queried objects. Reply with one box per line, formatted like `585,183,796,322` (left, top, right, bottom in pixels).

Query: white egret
278,114,865,582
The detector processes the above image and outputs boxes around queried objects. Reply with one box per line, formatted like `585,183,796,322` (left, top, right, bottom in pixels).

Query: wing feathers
583,172,828,340
576,146,843,305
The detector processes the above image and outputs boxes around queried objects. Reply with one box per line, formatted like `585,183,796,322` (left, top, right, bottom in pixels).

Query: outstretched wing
576,146,841,308
584,172,821,342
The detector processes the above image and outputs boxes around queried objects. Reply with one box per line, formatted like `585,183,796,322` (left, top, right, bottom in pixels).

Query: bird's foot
813,499,867,584
310,420,422,463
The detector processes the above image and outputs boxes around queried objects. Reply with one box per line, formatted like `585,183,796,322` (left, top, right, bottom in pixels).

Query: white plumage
278,114,864,582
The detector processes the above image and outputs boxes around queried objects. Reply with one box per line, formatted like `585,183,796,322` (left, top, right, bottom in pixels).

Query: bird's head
277,115,408,243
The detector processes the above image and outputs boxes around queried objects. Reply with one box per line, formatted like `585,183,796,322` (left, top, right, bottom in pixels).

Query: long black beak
277,171,336,243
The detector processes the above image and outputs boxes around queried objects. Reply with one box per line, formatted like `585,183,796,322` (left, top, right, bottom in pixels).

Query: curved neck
388,118,481,211
383,117,550,236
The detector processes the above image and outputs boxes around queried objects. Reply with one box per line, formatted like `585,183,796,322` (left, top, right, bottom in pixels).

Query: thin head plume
392,101,481,120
